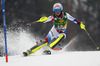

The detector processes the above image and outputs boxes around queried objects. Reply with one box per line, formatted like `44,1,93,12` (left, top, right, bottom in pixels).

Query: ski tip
23,52,28,57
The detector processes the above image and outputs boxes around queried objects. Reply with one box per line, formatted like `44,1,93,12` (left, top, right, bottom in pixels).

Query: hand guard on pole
37,16,48,22
80,22,86,31
24,16,48,26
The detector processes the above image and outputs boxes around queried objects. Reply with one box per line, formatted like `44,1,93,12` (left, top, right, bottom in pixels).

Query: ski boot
23,50,32,57
43,49,51,55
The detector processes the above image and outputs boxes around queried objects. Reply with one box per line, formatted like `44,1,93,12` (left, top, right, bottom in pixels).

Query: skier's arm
66,13,80,24
66,13,86,30
43,15,54,23
37,16,53,23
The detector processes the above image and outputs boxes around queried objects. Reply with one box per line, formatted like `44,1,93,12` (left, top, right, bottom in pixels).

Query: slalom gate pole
2,0,8,62
84,29,99,50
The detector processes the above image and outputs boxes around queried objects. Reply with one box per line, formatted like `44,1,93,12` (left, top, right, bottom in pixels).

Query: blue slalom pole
2,0,8,62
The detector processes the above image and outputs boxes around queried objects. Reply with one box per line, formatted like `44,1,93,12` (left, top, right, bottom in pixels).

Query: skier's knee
57,33,66,39
49,34,64,49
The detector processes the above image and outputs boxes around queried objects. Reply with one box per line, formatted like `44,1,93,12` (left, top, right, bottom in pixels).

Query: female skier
23,3,85,56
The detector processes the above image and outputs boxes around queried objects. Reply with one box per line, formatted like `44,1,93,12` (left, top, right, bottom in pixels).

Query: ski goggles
54,8,61,13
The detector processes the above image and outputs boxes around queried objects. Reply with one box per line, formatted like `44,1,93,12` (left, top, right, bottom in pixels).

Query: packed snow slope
0,28,100,66
1,51,100,66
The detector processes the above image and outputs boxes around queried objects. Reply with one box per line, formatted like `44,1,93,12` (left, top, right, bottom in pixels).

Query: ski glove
37,16,48,22
80,22,86,30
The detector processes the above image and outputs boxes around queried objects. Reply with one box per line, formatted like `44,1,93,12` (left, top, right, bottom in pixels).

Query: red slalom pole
6,55,8,62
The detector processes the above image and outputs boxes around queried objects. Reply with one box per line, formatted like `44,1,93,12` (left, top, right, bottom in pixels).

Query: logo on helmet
55,4,60,9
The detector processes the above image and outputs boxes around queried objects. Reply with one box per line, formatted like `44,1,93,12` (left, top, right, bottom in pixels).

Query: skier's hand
37,16,48,22
24,16,48,26
80,22,86,30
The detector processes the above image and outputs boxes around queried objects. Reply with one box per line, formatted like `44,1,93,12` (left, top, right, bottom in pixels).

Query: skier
23,3,85,56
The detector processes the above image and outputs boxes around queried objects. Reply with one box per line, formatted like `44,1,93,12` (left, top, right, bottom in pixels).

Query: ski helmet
53,3,63,13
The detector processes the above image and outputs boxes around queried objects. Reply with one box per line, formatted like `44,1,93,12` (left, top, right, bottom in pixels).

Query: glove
80,22,86,30
37,16,48,22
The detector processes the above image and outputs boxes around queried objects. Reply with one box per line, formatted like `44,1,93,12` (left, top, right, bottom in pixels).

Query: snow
6,29,36,55
0,51,100,66
0,28,100,66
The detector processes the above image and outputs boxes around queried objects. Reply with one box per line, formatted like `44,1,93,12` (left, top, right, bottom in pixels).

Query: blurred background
0,0,100,56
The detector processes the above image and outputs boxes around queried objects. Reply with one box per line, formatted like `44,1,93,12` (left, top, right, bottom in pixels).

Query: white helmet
53,3,63,13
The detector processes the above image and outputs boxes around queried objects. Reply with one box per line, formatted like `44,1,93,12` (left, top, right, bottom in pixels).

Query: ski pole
24,16,48,26
84,29,99,50
80,22,99,50
24,21,37,26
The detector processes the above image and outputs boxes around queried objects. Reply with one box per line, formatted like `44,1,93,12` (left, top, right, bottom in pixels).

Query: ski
23,41,48,57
